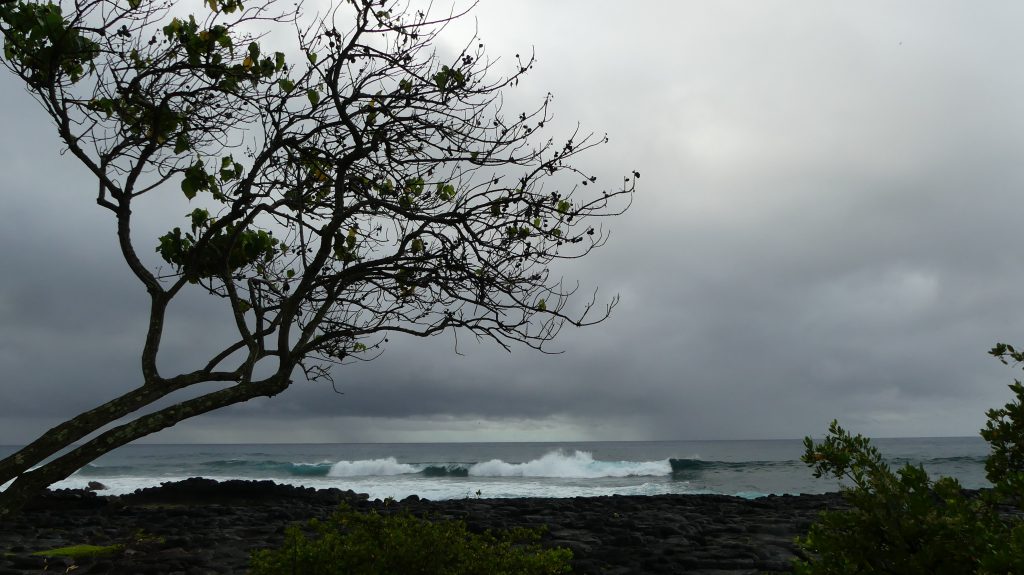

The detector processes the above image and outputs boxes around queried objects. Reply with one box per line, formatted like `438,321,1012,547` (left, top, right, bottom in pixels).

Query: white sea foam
49,476,191,495
468,450,671,478
327,457,418,477
31,473,710,500
311,478,695,501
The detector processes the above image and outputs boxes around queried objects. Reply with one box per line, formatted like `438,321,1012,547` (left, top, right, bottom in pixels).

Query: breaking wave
78,451,682,479
327,457,418,477
468,450,670,478
77,451,982,482
322,451,673,478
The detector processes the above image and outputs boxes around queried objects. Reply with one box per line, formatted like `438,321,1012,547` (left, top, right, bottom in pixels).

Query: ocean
0,438,990,501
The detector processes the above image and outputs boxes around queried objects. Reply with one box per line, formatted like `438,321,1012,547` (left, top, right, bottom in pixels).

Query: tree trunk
0,384,181,486
0,376,290,519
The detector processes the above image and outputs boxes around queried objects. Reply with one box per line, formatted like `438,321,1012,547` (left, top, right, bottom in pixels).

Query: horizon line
0,435,984,448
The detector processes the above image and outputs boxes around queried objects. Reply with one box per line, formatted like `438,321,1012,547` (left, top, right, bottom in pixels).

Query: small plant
795,345,1024,574
250,504,573,575
130,529,165,545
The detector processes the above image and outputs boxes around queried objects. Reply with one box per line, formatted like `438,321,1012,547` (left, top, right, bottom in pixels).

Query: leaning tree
0,0,634,515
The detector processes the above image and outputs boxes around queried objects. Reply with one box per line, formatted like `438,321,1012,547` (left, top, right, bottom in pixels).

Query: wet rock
0,479,860,574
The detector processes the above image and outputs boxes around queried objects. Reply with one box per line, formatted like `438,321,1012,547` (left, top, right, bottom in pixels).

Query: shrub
794,421,1011,574
250,505,573,575
982,345,1024,507
795,348,1024,574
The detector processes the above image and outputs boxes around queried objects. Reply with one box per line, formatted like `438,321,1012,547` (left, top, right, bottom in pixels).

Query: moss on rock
31,543,123,558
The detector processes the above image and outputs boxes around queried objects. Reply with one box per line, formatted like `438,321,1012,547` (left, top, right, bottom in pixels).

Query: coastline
0,477,847,574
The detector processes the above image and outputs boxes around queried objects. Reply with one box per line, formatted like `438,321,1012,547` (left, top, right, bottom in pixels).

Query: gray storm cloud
3,0,1024,443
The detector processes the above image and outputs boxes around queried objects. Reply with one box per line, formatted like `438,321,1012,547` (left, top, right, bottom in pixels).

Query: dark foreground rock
0,478,846,574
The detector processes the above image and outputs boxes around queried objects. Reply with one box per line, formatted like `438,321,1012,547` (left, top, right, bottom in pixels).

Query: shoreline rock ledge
0,478,846,574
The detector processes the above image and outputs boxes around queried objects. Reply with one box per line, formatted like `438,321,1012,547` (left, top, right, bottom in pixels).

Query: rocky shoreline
0,478,847,574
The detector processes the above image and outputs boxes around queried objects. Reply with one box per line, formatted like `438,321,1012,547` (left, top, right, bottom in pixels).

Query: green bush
983,344,1024,507
795,346,1024,574
250,504,573,575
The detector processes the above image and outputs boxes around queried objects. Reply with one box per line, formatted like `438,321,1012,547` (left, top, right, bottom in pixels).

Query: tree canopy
0,0,634,516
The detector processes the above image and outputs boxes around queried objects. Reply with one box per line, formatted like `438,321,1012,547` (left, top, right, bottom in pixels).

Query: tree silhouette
0,0,634,515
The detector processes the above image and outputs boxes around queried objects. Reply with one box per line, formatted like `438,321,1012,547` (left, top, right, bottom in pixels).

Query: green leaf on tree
181,178,197,200
436,183,456,201
174,133,190,154
189,208,210,232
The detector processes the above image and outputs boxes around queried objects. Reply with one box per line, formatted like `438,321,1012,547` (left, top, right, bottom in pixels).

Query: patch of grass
31,544,123,558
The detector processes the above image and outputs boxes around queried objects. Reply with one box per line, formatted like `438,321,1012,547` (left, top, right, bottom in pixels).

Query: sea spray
468,450,671,478
328,457,418,477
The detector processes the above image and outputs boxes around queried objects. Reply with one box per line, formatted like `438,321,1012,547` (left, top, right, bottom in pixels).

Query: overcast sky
4,0,1024,444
